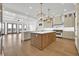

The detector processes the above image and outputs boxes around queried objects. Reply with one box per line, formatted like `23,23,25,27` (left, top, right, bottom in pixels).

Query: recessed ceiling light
29,6,32,9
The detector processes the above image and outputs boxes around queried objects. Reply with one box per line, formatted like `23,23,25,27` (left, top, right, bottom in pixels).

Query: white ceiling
3,3,75,19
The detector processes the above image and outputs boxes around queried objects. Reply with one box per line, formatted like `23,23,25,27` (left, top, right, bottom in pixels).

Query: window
24,25,27,30
8,24,12,29
19,25,22,29
8,23,12,33
13,24,17,33
19,24,22,32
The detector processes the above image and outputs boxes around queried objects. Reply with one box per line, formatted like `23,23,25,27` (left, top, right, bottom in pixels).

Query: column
5,22,7,34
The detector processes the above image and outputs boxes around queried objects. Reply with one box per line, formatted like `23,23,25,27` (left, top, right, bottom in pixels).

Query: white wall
53,15,62,25
75,4,79,53
63,12,75,39
64,13,75,27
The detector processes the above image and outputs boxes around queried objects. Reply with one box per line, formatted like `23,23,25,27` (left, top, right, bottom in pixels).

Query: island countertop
31,31,55,34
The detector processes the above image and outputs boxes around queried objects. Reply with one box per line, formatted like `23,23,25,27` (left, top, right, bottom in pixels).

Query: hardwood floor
1,34,78,56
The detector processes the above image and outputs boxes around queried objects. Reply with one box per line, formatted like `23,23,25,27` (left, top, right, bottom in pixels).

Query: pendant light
37,3,45,21
40,3,43,21
47,8,51,22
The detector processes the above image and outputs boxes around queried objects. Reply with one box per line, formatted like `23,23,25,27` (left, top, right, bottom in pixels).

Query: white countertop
32,31,55,34
23,27,74,33
42,27,74,32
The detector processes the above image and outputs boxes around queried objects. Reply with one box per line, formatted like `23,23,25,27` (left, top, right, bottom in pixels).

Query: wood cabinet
31,32,56,50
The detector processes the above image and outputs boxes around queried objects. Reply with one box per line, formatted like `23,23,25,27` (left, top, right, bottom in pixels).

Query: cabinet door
36,34,42,49
42,32,56,49
50,32,56,42
42,33,48,49
31,34,42,49
31,33,36,45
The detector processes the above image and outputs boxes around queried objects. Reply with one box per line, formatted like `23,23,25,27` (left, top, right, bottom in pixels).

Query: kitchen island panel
31,32,56,50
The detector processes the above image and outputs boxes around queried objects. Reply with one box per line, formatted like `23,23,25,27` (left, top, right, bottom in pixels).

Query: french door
19,24,22,33
13,24,17,33
24,25,27,31
7,23,17,34
7,23,12,34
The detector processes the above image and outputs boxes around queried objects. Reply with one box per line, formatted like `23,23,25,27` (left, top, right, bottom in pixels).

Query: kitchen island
31,31,56,50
